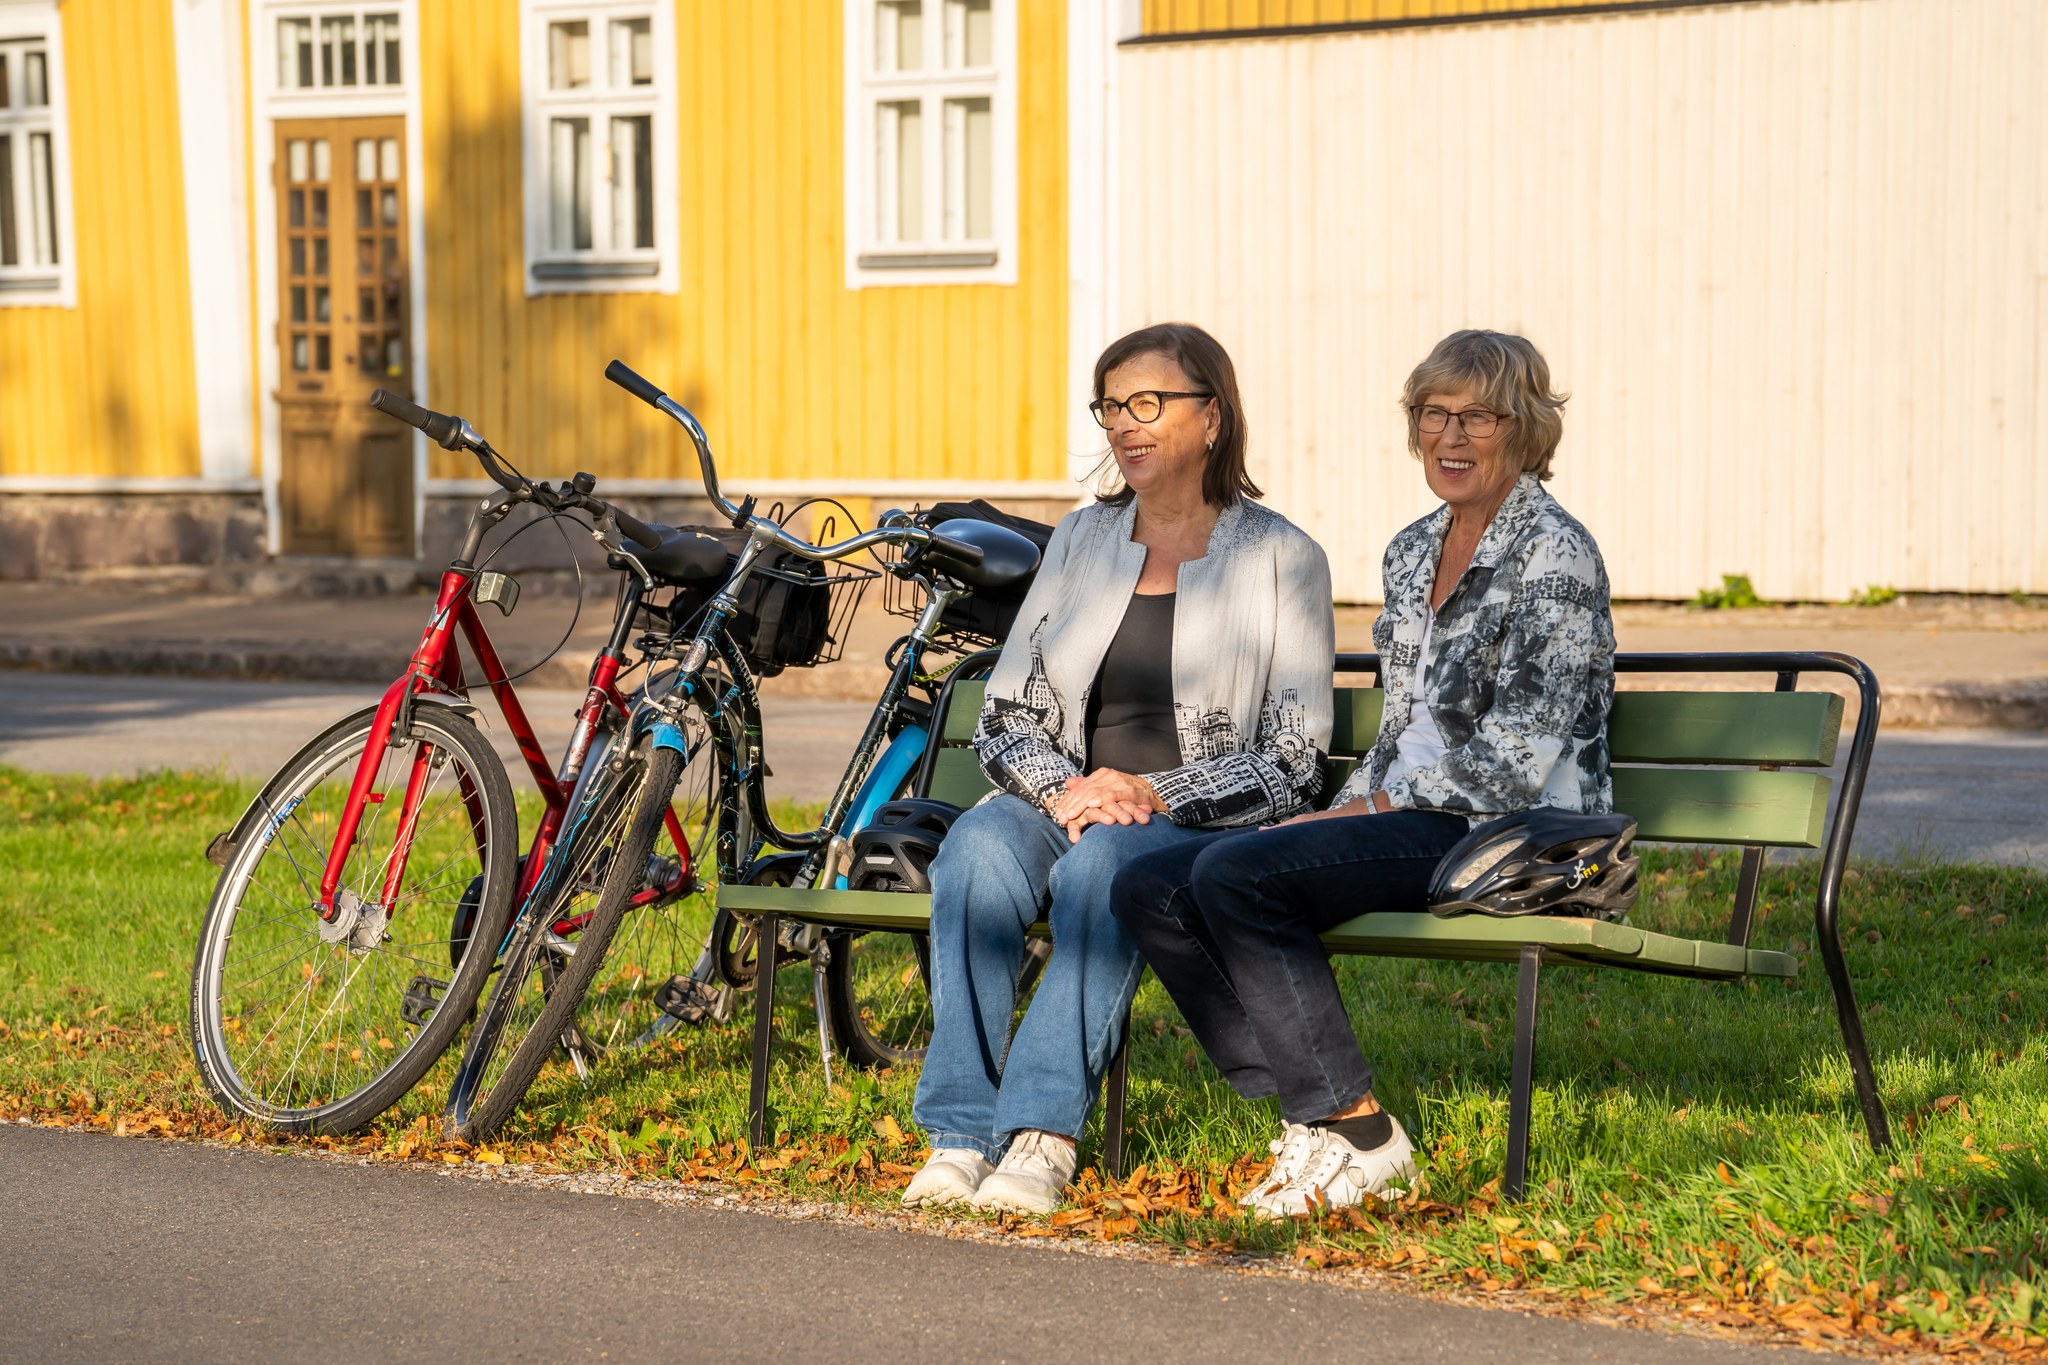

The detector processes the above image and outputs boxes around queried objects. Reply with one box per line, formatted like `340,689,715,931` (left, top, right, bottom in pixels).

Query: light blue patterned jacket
972,498,1335,828
1333,474,1615,822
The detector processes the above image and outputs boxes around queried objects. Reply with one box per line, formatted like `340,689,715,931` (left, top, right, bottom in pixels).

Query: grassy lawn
2,764,2043,1357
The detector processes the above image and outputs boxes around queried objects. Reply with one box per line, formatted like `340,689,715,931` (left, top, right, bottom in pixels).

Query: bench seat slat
715,887,1796,981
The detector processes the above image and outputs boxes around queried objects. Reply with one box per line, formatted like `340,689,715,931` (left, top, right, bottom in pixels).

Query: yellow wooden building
3,0,2042,598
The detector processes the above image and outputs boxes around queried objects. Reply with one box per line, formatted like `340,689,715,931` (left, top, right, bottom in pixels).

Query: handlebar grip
925,529,984,568
369,389,464,450
604,360,667,409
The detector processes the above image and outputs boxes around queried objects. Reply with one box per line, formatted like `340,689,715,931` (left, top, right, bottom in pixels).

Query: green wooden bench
722,650,1892,1197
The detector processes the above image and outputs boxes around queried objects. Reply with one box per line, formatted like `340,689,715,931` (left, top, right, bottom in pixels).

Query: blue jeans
1111,810,1469,1125
912,794,1210,1161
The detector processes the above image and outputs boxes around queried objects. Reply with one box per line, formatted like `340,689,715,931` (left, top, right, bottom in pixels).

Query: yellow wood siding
418,1,1066,489
1142,0,1678,34
0,0,200,479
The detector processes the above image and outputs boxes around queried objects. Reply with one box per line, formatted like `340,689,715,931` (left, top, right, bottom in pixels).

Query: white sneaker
968,1130,1078,1215
1247,1117,1417,1219
1239,1122,1323,1208
901,1148,996,1208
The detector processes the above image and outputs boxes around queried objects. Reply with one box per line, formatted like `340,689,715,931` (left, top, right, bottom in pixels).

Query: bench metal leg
1101,1005,1131,1180
1504,943,1544,1201
1818,934,1893,1150
748,912,779,1151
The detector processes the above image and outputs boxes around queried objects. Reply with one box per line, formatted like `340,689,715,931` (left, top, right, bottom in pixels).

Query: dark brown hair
1091,322,1259,508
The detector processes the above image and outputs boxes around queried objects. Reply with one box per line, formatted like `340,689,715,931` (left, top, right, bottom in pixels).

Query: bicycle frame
311,491,693,933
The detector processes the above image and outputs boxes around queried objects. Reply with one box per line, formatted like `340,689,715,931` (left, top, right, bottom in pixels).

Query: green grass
2,765,2044,1355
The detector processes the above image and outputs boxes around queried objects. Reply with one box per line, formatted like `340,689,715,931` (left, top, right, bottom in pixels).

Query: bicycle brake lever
591,509,657,591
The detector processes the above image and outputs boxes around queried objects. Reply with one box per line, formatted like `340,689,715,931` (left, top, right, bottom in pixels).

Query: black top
1084,591,1181,777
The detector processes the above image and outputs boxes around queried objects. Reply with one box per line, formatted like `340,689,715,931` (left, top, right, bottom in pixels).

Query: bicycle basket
667,530,878,676
881,499,1055,651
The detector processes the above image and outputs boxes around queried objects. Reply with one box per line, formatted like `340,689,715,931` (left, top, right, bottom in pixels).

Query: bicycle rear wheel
826,929,934,1068
445,704,719,1142
189,702,517,1134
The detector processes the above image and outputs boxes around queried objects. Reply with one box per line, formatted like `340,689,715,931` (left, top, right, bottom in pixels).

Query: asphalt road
0,1124,1780,1365
0,671,2041,866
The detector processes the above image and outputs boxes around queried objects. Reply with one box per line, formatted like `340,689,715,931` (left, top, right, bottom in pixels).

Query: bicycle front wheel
189,702,518,1134
446,705,720,1142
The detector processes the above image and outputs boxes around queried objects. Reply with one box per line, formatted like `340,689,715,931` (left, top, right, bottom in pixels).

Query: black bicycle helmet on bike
848,799,963,894
1427,809,1640,923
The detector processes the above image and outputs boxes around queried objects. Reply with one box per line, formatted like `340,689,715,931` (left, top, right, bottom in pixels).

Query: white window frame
0,1,75,308
268,4,407,96
520,0,677,296
844,0,1018,289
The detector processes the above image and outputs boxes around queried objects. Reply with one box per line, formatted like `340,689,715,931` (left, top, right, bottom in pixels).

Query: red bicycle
188,392,724,1134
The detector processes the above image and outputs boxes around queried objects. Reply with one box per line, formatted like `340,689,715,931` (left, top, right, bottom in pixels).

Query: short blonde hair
1402,330,1568,480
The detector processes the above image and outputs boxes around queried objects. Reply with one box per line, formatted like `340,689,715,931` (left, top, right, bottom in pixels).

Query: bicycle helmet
848,799,963,894
1427,809,1640,923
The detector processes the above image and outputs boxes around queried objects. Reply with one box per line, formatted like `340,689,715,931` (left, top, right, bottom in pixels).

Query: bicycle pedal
653,974,720,1024
401,974,448,1028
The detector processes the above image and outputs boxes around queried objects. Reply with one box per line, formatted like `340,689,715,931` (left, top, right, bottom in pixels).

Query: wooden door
275,117,414,558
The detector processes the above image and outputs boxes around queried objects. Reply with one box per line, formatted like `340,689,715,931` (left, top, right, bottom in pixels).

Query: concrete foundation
0,492,267,582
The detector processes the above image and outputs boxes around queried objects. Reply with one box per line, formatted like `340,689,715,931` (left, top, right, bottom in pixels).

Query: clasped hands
1047,769,1162,844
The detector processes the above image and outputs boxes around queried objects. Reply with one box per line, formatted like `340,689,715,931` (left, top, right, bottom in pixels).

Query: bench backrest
921,676,1845,849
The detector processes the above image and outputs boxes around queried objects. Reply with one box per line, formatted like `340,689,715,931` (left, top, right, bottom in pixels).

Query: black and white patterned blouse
1333,474,1615,823
972,498,1336,829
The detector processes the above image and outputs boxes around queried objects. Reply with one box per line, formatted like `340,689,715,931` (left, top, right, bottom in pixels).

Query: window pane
290,285,306,323
289,237,305,275
943,0,991,69
380,137,399,182
360,287,376,322
549,117,591,251
311,188,327,228
312,138,331,184
314,334,330,371
875,1,921,73
356,138,375,184
365,13,401,85
313,236,328,276
0,52,10,111
0,135,16,267
610,115,653,250
942,97,991,241
291,334,308,372
361,333,380,374
610,17,653,87
23,48,47,105
320,16,357,86
385,336,404,375
278,18,313,89
287,139,309,184
31,130,58,264
288,188,304,228
314,285,330,322
356,187,372,227
381,187,398,228
875,100,922,243
549,21,590,90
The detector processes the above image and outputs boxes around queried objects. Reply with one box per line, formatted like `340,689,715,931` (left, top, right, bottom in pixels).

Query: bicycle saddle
619,525,731,585
918,518,1040,592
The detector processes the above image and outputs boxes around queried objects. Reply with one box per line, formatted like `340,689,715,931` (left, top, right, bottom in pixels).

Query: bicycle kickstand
809,939,835,1093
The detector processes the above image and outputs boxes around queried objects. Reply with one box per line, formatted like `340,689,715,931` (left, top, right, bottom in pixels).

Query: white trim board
172,0,257,482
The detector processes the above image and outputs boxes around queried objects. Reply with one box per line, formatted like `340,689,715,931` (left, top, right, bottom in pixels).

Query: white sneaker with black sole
901,1148,996,1208
1239,1122,1323,1209
968,1130,1077,1215
1246,1116,1416,1219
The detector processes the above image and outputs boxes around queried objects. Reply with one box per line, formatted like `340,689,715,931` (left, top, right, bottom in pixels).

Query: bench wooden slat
1330,689,1386,756
925,748,996,808
1613,766,1832,848
940,681,987,743
1607,691,1842,767
716,886,1798,981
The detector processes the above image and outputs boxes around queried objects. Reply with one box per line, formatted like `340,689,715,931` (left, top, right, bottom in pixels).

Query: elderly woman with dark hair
903,323,1335,1215
1113,329,1616,1217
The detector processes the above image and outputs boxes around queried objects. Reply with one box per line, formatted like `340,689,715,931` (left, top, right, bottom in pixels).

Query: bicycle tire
189,702,518,1134
449,733,688,1142
825,928,934,1069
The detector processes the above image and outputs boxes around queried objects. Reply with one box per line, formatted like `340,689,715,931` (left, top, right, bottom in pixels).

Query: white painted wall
1117,0,2048,600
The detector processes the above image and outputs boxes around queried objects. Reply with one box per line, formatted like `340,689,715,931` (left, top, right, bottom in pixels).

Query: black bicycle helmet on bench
1427,809,1640,924
848,799,963,894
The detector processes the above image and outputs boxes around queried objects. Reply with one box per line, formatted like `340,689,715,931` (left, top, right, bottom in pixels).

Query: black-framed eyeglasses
1088,390,1214,429
1411,405,1511,438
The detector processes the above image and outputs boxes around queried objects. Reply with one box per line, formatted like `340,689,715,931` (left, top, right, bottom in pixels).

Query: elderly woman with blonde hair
1113,329,1616,1217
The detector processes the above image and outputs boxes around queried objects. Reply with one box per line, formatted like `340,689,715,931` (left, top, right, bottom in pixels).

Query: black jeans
1111,810,1469,1125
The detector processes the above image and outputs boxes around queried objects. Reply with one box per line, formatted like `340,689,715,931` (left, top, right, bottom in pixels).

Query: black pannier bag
664,527,854,677
922,499,1055,645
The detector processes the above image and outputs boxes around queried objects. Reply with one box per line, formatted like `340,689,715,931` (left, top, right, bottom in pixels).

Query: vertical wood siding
1119,0,2048,599
0,0,200,479
418,1,1068,490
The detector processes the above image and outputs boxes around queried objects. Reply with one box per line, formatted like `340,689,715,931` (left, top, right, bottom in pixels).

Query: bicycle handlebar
603,359,981,571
